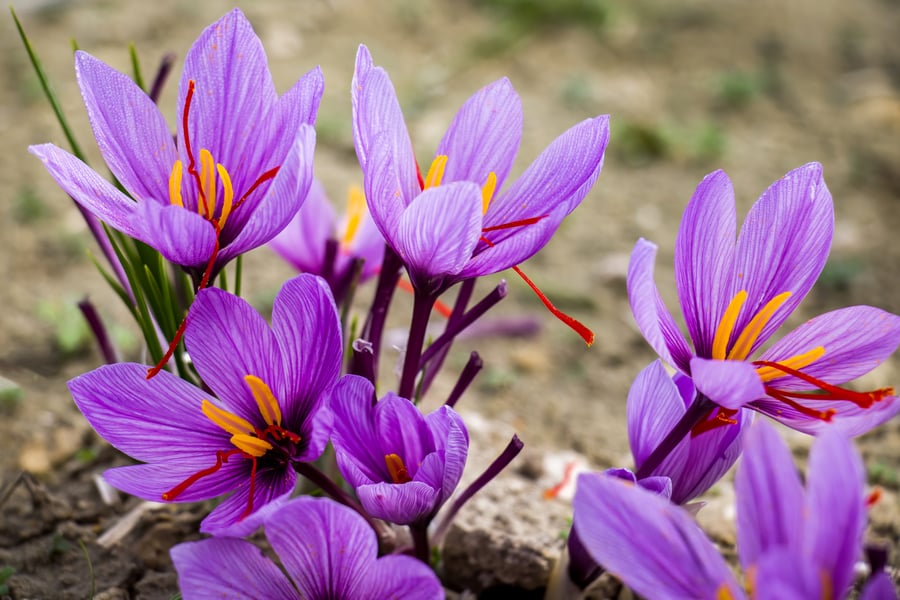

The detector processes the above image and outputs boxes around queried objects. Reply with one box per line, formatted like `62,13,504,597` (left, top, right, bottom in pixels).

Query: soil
1,0,899,598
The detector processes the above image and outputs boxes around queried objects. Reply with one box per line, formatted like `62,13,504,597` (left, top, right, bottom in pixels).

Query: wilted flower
30,8,321,279
171,496,443,599
352,44,609,343
330,375,468,526
628,162,900,434
68,274,341,534
572,420,884,599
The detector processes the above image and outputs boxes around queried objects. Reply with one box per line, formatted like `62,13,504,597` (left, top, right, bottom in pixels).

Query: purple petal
731,163,833,352
860,572,899,600
751,393,900,436
266,497,374,599
752,549,825,600
804,430,865,596
761,306,900,388
68,363,225,463
375,393,434,473
29,144,141,238
573,472,740,599
172,538,298,600
363,555,444,600
690,357,765,409
627,239,694,372
435,77,522,188
269,179,334,274
356,480,441,525
185,287,280,425
394,182,482,288
104,460,246,504
296,403,334,463
362,130,408,247
734,421,804,572
132,199,217,269
626,361,690,477
331,375,386,486
674,170,737,357
177,8,277,194
261,65,324,167
200,467,296,535
425,406,469,501
270,274,342,428
483,116,609,229
75,51,177,203
673,407,749,504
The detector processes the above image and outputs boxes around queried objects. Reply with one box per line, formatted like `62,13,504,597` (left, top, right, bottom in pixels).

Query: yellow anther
201,399,255,437
423,155,448,189
230,433,272,457
481,171,497,214
756,346,826,382
342,185,367,246
712,290,748,360
716,583,737,600
169,160,184,207
244,375,282,428
199,149,216,218
385,453,412,484
728,292,792,361
216,163,234,227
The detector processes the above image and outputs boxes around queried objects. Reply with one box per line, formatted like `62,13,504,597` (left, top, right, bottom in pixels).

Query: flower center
161,374,300,521
384,453,413,484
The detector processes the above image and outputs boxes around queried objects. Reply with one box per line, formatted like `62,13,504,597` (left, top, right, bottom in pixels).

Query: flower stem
349,246,402,383
410,524,430,565
398,289,436,400
419,278,476,395
635,393,715,479
78,298,118,364
446,351,482,408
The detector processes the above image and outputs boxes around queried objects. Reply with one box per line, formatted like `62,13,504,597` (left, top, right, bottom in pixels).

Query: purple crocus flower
67,274,341,534
330,374,468,526
629,162,900,435
352,44,609,343
171,496,443,599
572,420,884,599
269,179,385,297
30,9,321,279
628,360,750,505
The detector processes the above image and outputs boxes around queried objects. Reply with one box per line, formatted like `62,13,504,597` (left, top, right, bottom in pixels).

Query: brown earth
1,0,899,597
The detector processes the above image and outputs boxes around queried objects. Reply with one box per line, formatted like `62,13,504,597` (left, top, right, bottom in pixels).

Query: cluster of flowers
27,8,900,599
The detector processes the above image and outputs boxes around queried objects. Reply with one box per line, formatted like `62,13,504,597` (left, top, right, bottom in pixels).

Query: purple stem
419,278,476,395
635,393,715,479
148,52,176,104
418,280,507,368
398,289,436,400
321,238,338,288
410,524,430,565
77,298,118,364
349,246,403,382
431,434,524,546
445,352,482,408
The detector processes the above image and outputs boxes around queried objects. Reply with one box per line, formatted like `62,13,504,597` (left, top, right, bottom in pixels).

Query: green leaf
129,42,145,91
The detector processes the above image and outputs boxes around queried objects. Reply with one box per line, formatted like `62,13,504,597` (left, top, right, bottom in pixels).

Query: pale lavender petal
436,77,522,188
267,497,373,599
627,239,694,372
804,430,865,596
690,357,765,409
356,480,441,525
331,375,386,485
270,274,342,427
674,170,736,357
132,199,217,269
75,51,177,203
376,393,434,472
425,406,469,501
735,421,804,572
104,460,246,503
200,467,297,535
362,130,408,246
483,116,609,228
860,572,899,600
177,8,276,193
185,287,280,424
760,306,900,388
263,66,324,166
573,472,741,599
172,538,298,600
752,549,824,600
394,182,482,289
219,126,315,263
364,555,444,600
750,394,900,437
269,179,334,274
29,144,141,238
68,363,224,463
731,163,833,352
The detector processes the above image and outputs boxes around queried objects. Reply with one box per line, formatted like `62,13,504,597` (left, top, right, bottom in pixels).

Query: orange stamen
162,448,242,501
691,407,739,436
385,453,412,484
866,487,882,508
543,459,578,500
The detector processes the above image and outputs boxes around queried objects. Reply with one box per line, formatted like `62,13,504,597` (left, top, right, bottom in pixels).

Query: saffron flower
67,274,342,534
269,179,384,297
330,375,469,526
572,421,882,599
352,44,609,342
628,162,900,434
627,360,749,505
30,8,321,278
171,496,443,599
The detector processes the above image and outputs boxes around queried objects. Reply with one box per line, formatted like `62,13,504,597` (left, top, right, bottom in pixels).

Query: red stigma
162,448,242,501
691,407,739,437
